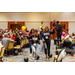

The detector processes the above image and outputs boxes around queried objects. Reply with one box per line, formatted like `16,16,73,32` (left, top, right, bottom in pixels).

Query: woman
42,26,55,60
28,29,34,57
11,33,16,40
27,29,40,60
39,26,44,53
69,34,73,42
9,29,12,36
61,29,66,40
14,33,21,46
0,32,3,41
57,39,75,62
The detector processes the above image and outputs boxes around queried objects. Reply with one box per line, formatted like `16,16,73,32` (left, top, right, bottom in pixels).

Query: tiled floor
3,40,56,62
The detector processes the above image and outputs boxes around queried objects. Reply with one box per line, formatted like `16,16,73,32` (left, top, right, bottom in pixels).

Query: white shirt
69,38,73,42
57,49,75,62
0,43,3,52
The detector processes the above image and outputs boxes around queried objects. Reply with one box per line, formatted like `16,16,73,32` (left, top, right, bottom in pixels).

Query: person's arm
42,32,45,42
49,28,55,34
1,40,3,45
8,38,15,43
27,35,32,39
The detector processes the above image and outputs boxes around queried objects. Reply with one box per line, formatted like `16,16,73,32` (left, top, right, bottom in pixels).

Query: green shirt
71,41,75,44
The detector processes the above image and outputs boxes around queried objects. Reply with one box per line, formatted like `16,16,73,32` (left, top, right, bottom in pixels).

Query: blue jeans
40,40,44,52
31,44,38,59
28,41,32,53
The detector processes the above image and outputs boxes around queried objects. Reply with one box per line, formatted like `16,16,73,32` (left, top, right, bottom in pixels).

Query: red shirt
11,36,16,40
28,33,31,41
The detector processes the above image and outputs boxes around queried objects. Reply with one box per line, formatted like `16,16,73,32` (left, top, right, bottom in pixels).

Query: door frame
50,21,68,39
8,21,25,31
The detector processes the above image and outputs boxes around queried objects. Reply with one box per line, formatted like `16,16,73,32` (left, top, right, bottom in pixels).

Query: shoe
48,56,50,60
46,57,48,60
46,54,47,60
37,55,40,60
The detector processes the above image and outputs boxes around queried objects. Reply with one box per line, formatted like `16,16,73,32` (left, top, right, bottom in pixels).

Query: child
27,29,40,60
42,26,55,60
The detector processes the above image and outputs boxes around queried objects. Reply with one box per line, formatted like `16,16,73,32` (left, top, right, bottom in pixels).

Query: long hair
63,39,75,56
30,28,34,34
63,39,73,49
44,26,49,32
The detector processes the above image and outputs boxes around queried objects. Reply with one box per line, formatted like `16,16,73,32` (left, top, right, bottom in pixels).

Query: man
1,33,14,49
55,21,62,45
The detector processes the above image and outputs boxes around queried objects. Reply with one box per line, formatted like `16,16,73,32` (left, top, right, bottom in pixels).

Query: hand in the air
42,39,45,42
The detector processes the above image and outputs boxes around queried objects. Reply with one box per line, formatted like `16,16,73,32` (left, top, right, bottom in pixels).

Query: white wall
51,12,75,21
0,12,51,21
25,22,50,31
69,22,75,34
0,21,7,29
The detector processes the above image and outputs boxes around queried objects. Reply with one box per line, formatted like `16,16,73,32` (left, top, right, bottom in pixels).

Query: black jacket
27,34,40,45
42,29,55,42
14,36,21,45
56,24,62,35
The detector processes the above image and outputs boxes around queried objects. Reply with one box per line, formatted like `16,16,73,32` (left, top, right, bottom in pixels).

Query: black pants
44,42,50,57
57,34,61,45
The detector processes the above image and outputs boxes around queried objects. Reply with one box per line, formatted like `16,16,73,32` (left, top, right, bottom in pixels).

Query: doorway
8,22,25,31
50,22,68,39
10,24,22,31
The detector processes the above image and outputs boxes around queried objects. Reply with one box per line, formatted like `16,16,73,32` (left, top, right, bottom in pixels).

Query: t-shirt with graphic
27,34,40,45
42,29,55,42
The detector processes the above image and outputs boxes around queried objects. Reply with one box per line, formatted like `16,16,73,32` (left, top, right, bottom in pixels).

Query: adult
1,33,14,49
57,39,75,62
28,28,34,57
14,28,18,33
9,29,12,36
39,26,44,53
0,32,3,41
42,26,55,60
14,33,21,46
11,33,16,40
61,29,66,40
55,21,62,45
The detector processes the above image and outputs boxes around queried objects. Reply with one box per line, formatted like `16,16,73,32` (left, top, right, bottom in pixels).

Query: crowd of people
0,21,75,61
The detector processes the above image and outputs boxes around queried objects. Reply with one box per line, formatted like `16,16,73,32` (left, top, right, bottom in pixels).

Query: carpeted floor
3,40,56,62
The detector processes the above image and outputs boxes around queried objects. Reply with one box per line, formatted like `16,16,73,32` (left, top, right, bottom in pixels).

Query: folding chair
0,47,5,62
14,40,23,52
5,42,14,55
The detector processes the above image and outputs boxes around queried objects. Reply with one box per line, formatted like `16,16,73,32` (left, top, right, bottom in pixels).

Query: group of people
0,23,56,60
0,20,75,61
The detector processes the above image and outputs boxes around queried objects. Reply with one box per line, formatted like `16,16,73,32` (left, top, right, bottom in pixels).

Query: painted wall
0,12,51,21
51,12,75,21
25,22,50,30
0,21,7,29
69,22,75,34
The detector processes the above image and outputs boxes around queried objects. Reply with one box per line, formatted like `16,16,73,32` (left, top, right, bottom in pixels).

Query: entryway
8,22,25,31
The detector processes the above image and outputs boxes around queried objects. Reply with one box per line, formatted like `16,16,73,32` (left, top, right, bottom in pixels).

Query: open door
8,22,25,31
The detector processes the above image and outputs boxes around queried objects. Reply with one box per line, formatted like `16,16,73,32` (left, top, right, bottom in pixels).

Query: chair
25,38,28,45
5,42,14,55
0,47,5,62
14,40,23,50
54,55,58,62
23,39,25,48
